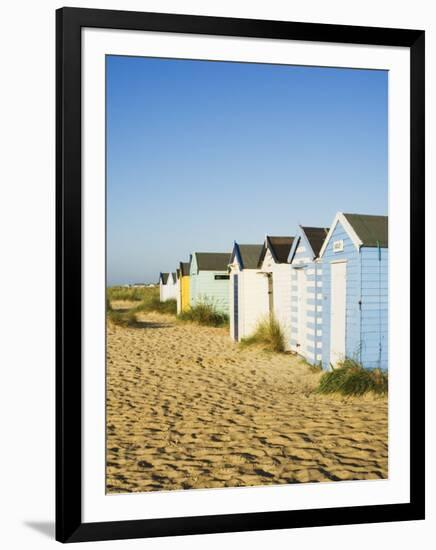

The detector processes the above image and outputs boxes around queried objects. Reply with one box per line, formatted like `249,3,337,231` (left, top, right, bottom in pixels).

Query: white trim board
319,212,363,257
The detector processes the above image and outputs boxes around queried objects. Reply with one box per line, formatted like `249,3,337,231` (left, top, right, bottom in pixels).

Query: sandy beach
106,304,388,493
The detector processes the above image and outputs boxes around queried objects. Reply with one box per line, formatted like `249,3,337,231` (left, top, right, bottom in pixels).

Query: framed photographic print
56,7,425,543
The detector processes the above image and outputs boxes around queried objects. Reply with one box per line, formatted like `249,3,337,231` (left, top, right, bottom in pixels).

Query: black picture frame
56,7,425,543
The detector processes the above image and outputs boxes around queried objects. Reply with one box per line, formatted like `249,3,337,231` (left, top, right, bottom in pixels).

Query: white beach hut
159,271,178,302
167,272,178,301
159,272,169,302
258,236,295,350
228,243,268,341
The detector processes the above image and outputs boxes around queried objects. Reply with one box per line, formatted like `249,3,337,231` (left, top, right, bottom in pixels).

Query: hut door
268,275,274,316
330,261,347,366
233,274,239,341
297,269,307,356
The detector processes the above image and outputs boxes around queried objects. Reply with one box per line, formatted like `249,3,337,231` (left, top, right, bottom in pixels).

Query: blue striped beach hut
319,212,388,370
289,226,329,364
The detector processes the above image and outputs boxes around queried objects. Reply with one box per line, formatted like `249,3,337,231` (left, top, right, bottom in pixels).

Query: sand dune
106,308,388,493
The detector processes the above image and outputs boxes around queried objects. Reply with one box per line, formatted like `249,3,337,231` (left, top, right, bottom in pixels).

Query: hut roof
264,236,294,264
195,252,230,271
171,272,177,281
343,213,388,247
180,261,190,276
301,227,330,258
160,272,169,284
236,244,264,269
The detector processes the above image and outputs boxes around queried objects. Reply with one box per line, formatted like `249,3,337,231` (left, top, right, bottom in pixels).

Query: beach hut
257,236,295,348
289,226,329,364
189,252,231,314
159,271,178,302
159,272,169,302
229,243,268,341
168,272,178,301
179,260,191,313
319,213,388,370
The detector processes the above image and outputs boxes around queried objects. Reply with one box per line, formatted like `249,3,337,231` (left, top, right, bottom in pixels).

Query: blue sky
107,56,387,285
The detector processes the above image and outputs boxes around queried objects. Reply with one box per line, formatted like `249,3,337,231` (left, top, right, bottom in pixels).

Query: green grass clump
107,308,130,327
240,315,286,353
178,302,229,327
316,358,388,396
133,296,177,316
107,285,176,327
107,286,152,302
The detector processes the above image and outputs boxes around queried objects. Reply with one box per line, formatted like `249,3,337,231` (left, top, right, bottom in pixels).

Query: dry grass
107,286,151,302
240,315,286,353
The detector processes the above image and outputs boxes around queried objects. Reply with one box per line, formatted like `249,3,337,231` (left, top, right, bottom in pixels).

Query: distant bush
240,315,285,353
316,358,388,396
107,286,154,302
178,302,229,327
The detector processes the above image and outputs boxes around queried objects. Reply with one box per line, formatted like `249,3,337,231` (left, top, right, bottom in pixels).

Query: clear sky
107,56,387,285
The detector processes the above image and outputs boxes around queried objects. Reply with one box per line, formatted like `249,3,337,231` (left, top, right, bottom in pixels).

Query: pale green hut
189,252,231,314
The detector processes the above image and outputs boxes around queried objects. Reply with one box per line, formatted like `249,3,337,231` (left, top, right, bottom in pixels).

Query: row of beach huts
159,212,388,371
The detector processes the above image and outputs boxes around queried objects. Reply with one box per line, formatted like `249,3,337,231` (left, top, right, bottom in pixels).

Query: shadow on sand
130,320,172,329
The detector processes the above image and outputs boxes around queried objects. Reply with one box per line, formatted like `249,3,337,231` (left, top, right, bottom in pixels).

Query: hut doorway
267,274,274,316
330,261,347,366
233,274,239,341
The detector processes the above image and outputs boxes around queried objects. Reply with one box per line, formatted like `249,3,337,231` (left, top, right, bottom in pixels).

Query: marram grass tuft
316,358,388,396
240,315,286,353
177,302,229,327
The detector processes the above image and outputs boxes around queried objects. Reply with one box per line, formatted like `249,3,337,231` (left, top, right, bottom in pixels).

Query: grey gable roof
301,227,330,258
195,252,231,271
160,272,169,284
180,261,190,276
236,244,264,269
171,272,177,281
267,236,294,263
343,213,388,247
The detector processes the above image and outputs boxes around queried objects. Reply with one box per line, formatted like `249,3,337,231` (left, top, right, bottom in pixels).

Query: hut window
214,275,230,280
